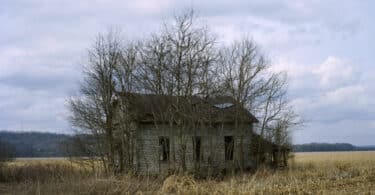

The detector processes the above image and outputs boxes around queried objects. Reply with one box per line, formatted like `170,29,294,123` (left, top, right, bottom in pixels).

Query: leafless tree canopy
69,11,302,174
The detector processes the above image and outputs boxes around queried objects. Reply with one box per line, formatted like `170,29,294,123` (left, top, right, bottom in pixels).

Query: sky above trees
0,0,374,145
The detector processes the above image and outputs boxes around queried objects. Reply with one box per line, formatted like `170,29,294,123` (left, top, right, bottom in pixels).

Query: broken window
225,136,234,161
159,137,170,162
192,136,201,162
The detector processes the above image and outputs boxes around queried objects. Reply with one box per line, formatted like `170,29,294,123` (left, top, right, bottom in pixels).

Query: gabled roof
119,93,258,124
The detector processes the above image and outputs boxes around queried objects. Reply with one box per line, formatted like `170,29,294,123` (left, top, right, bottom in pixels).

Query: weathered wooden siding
134,123,254,175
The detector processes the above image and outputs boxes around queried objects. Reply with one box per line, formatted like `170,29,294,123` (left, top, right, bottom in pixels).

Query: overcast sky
1,0,374,145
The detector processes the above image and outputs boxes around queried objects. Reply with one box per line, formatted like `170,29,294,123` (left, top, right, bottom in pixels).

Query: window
192,136,201,162
225,136,234,161
159,137,170,161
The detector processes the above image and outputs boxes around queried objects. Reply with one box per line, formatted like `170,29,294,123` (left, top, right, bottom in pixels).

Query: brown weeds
0,151,374,194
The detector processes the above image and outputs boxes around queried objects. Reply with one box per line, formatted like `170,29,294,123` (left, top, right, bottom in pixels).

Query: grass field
0,151,374,194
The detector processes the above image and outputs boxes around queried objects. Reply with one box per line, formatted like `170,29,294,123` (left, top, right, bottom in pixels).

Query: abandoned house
114,93,286,175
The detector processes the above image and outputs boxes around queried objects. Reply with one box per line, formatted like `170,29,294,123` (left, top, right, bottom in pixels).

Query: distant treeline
293,143,375,152
0,131,72,157
0,131,99,158
1,131,374,157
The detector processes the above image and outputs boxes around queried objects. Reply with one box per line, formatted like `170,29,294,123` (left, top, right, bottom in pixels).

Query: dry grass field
0,151,374,194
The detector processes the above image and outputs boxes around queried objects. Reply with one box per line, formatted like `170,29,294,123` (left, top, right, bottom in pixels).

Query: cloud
275,55,375,144
312,57,359,89
0,83,70,133
283,56,364,105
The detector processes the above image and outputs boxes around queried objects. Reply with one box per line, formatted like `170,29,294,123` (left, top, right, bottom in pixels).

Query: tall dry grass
0,161,89,183
0,151,374,194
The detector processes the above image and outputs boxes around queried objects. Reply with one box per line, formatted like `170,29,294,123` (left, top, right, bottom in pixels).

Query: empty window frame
192,136,201,162
224,136,234,161
159,137,170,162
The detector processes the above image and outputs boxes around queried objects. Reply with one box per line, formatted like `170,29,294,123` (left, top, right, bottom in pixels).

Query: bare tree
163,11,217,173
218,38,269,170
113,42,139,172
219,38,268,109
219,37,302,168
136,11,218,173
69,31,123,173
139,10,217,97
